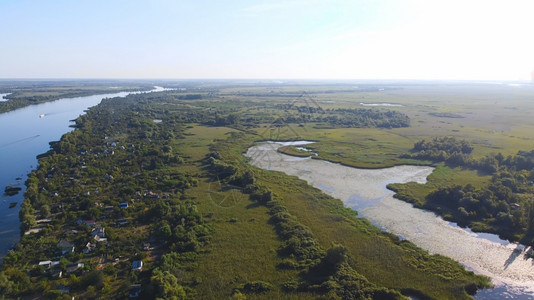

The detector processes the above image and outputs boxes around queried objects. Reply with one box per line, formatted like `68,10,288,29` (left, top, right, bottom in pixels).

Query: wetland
2,80,534,299
247,141,534,299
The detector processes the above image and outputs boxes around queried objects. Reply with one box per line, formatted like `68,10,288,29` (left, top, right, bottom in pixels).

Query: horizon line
0,77,532,83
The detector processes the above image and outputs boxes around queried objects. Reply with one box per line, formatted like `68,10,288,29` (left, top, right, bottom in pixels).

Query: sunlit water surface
0,87,166,262
246,141,534,299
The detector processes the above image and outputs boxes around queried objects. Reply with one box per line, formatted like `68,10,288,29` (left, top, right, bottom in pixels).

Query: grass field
175,122,490,299
5,80,532,299
179,125,316,299
217,83,534,168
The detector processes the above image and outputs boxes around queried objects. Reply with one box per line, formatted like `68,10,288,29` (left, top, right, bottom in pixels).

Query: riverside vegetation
0,81,502,299
4,80,534,299
389,136,534,246
0,80,153,113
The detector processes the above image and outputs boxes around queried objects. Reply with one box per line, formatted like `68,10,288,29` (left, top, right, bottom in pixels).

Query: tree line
396,136,534,245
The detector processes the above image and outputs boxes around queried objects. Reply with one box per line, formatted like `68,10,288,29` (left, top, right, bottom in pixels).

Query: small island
4,185,22,196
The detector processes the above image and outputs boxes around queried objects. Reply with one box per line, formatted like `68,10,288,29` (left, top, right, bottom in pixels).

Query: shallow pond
246,141,534,299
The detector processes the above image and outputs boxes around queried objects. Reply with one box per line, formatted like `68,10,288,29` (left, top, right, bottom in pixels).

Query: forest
0,80,152,113
0,86,491,299
393,137,534,244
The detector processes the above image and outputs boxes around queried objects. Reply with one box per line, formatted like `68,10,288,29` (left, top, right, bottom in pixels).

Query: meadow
3,80,534,299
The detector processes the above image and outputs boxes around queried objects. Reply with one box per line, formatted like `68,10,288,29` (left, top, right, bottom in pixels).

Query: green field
4,80,534,299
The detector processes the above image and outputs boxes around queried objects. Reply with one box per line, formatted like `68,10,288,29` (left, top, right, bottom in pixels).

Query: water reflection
246,141,534,299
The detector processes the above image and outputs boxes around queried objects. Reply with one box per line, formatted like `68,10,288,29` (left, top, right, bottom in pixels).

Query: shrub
241,281,274,294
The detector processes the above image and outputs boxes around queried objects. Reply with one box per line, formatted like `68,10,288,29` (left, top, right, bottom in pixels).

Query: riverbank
247,141,534,299
0,82,153,114
0,105,491,299
277,139,431,169
0,86,166,262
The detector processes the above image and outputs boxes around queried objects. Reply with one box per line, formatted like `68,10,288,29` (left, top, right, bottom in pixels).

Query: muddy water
246,141,534,299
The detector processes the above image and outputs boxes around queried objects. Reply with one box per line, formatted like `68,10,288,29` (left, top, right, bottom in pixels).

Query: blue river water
2,90,533,298
0,88,164,261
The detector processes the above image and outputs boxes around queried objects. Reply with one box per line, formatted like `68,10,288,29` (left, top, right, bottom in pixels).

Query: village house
57,240,75,255
84,242,96,254
131,260,143,271
66,263,84,274
92,225,105,240
75,219,96,226
94,235,108,242
38,260,59,269
117,219,129,226
84,220,96,226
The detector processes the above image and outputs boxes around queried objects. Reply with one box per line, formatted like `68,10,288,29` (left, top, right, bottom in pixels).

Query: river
246,141,534,299
0,86,168,261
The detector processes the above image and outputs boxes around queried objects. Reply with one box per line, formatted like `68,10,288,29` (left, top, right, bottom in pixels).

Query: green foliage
407,137,534,176
77,271,105,290
0,82,152,113
424,176,534,244
0,268,30,296
414,136,473,154
262,198,323,264
151,269,187,300
321,107,410,128
403,136,473,163
275,105,410,128
313,244,347,276
0,271,15,296
240,280,274,294
397,140,534,245
1,84,495,299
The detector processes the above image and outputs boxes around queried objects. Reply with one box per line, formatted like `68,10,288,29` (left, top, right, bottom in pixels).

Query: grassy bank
6,81,532,298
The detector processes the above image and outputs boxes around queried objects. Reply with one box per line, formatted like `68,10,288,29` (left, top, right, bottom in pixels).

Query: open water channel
0,86,168,262
246,141,534,299
2,90,533,298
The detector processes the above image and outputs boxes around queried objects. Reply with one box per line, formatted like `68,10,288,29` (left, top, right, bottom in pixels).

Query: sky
1,0,533,81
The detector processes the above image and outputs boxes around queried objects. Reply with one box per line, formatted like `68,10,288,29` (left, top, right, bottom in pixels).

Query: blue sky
1,0,533,80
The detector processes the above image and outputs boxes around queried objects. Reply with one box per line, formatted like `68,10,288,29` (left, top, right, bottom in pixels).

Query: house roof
131,260,143,270
57,239,74,248
91,226,105,235
66,263,84,273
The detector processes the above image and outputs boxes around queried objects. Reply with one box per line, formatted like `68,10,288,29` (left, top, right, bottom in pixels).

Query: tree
0,271,15,296
0,268,30,296
40,204,51,218
151,269,186,300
